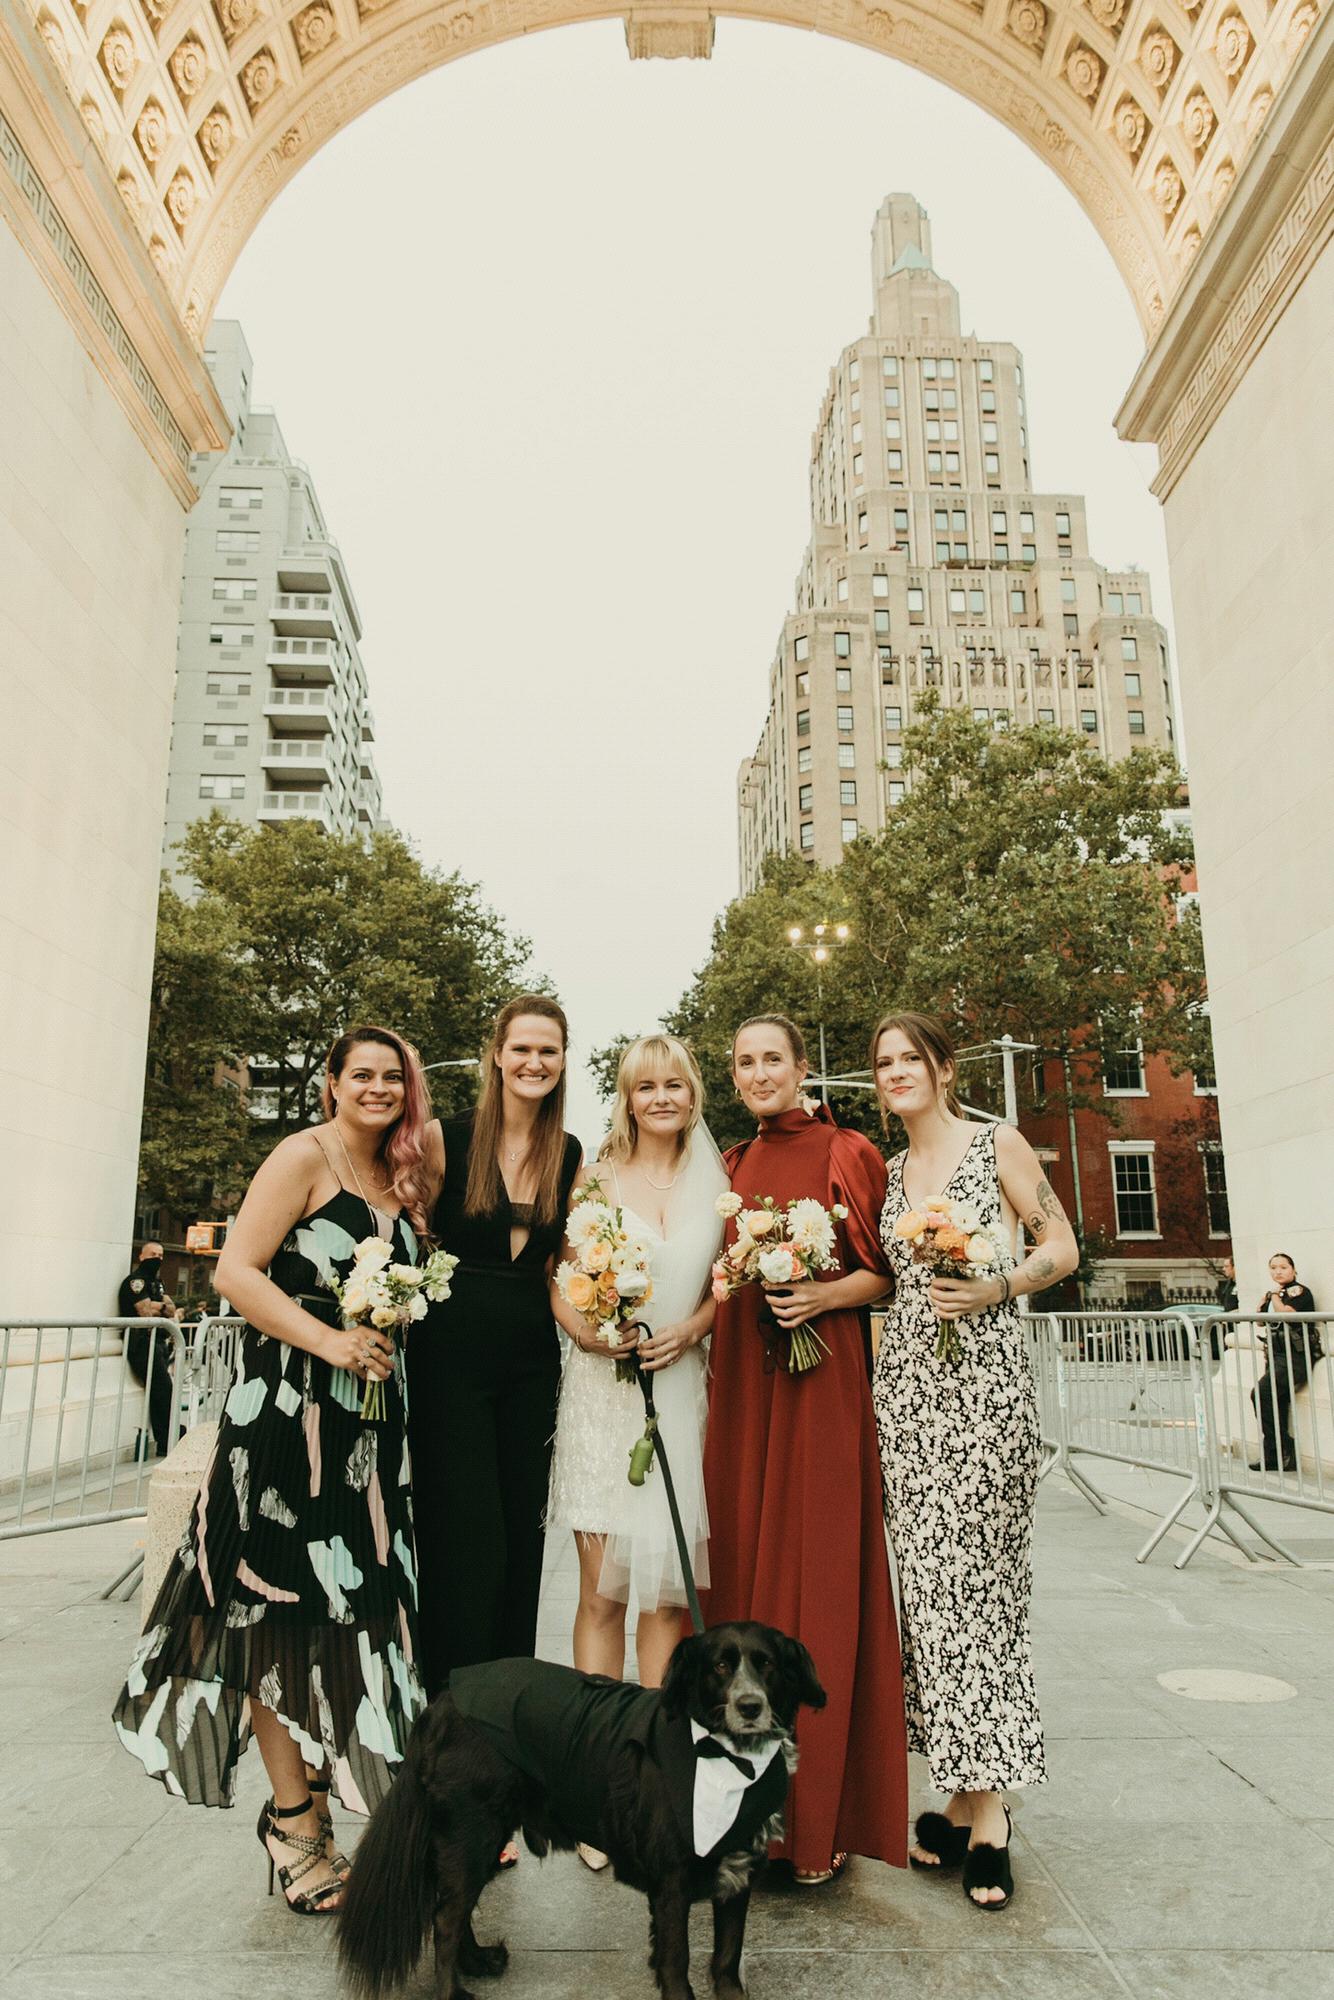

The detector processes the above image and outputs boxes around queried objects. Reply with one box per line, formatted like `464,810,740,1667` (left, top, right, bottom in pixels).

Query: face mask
138,1258,162,1280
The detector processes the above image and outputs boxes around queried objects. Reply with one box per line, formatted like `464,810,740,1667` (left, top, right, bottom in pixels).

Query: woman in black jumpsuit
408,996,580,1699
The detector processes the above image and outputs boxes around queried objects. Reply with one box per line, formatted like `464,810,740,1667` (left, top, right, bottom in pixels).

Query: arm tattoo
1029,1255,1056,1282
1027,1209,1048,1240
1036,1178,1065,1223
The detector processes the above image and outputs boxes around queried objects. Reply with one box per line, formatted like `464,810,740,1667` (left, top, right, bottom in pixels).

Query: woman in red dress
701,1014,908,1884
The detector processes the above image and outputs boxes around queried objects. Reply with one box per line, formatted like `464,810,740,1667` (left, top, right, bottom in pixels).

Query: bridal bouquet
555,1180,655,1383
333,1236,459,1419
710,1191,848,1375
892,1196,1006,1364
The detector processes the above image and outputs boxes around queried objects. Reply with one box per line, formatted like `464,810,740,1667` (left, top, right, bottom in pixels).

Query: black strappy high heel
307,1774,352,1879
909,1810,971,1872
256,1796,343,1914
962,1804,1014,1911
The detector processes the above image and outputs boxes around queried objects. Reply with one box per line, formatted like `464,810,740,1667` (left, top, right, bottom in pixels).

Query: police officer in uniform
118,1242,178,1459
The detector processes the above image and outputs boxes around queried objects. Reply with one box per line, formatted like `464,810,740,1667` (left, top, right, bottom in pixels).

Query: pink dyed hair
322,1026,433,1236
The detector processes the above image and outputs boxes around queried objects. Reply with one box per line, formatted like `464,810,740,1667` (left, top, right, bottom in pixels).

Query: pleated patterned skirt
111,1193,426,1813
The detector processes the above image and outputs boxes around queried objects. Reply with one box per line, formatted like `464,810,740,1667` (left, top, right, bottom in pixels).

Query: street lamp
786,922,851,1105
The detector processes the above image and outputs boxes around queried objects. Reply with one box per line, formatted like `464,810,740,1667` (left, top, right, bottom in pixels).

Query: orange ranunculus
566,1271,597,1313
933,1225,969,1258
597,1274,621,1310
894,1209,927,1240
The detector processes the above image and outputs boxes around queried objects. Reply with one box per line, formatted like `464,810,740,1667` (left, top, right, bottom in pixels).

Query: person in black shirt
1249,1253,1319,1472
117,1241,178,1458
1215,1256,1238,1314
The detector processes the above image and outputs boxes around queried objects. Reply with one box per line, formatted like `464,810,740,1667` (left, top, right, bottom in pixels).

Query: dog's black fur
338,1622,825,2000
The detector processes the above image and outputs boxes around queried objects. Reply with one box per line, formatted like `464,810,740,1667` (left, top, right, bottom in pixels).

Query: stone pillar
1118,18,1334,1307
0,4,225,1314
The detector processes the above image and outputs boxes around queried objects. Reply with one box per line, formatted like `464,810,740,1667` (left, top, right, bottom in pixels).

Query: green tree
594,707,1211,1150
138,815,539,1216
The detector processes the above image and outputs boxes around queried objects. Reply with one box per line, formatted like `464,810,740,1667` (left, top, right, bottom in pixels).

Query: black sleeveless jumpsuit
407,1112,580,1697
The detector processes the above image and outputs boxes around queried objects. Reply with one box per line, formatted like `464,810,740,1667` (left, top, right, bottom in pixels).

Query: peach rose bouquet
555,1180,655,1383
710,1191,848,1374
892,1194,1006,1363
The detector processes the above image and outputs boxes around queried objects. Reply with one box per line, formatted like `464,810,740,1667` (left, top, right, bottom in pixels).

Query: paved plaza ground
2,1475,1332,2000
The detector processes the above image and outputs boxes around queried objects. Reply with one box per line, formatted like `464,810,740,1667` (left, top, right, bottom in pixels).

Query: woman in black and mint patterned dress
112,1027,437,1915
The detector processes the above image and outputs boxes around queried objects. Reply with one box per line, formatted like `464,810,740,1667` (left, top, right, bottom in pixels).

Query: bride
548,1035,725,1714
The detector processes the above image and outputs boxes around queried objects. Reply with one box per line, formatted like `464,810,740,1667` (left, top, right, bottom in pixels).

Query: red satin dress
701,1104,908,1873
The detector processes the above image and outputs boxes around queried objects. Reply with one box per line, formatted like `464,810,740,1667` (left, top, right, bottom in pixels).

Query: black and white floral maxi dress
112,1187,425,1813
873,1126,1046,1792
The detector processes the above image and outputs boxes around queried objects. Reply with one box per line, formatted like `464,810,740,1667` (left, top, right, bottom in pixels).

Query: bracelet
997,1274,1011,1306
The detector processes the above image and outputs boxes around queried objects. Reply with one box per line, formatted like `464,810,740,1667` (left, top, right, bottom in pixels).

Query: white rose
615,1268,651,1300
952,1205,982,1235
758,1246,798,1285
715,1191,743,1219
408,1292,428,1321
389,1263,421,1287
370,1305,398,1329
967,1234,996,1266
340,1277,372,1318
355,1237,394,1271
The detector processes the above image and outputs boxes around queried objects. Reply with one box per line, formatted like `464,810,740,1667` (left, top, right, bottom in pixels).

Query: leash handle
633,1358,706,1636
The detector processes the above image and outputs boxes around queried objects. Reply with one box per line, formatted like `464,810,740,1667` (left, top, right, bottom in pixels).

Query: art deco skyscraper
737,195,1176,893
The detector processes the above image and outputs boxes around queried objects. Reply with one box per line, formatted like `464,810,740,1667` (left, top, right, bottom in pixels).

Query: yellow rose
566,1271,597,1313
893,1210,927,1240
744,1210,777,1239
584,1239,612,1273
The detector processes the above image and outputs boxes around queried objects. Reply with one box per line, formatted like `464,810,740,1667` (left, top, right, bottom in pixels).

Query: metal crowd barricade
0,1318,187,1539
1036,1311,1213,1565
1178,1312,1334,1568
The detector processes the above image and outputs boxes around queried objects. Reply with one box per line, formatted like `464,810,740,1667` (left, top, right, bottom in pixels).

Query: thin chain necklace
333,1119,392,1234
638,1157,682,1191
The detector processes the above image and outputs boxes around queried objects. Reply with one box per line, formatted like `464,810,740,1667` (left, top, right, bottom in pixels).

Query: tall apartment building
737,195,1177,893
163,320,382,874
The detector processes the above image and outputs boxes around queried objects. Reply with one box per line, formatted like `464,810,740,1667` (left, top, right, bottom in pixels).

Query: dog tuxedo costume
447,1658,789,1864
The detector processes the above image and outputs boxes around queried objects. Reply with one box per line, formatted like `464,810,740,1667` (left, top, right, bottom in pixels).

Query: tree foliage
138,815,539,1218
595,706,1211,1152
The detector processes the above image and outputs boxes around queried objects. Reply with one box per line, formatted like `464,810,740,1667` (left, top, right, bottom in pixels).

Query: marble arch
0,0,1331,1318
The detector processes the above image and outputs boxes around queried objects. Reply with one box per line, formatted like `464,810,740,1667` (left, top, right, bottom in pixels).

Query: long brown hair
322,1026,433,1236
870,1010,963,1129
465,995,570,1225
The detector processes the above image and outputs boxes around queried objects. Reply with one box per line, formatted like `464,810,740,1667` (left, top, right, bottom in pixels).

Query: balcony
258,791,334,829
264,686,332,733
267,635,337,682
272,592,337,638
262,739,332,779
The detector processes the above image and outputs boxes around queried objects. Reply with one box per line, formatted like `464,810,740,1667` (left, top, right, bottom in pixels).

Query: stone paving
2,1478,1333,2000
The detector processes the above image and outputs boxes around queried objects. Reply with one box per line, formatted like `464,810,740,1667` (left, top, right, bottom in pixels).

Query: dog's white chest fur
688,1722,783,1856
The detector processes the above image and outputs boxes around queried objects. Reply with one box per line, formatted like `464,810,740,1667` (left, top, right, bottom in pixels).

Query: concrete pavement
1,1477,1332,1998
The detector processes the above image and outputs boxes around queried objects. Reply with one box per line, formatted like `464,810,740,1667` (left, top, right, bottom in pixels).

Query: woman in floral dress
871,1012,1078,1910
112,1027,434,1914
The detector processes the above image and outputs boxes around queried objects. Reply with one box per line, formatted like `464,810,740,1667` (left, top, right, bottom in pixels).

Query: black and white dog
338,1622,826,2000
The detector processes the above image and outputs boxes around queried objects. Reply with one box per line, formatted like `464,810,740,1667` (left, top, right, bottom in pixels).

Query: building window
209,624,255,647
979,358,994,382
884,386,901,410
884,705,901,731
872,572,889,598
874,609,890,634
203,725,248,747
216,529,260,553
1021,543,1036,563
888,779,906,804
939,358,955,379
1064,613,1080,637
1201,1145,1230,1235
969,589,985,615
993,711,1010,730
884,743,903,767
908,587,925,622
1056,511,1071,538
836,705,854,733
850,422,862,444
1010,589,1026,614
219,487,263,511
945,452,960,473
796,710,810,737
840,779,857,806
928,452,942,475
892,508,909,537
949,588,966,614
799,822,815,852
973,707,989,724
206,673,252,696
200,774,246,800
1080,709,1098,731
883,354,898,376
926,419,941,442
1124,672,1141,696
1060,577,1077,603
837,743,856,769
1111,1147,1158,1236
1038,706,1054,723
991,511,1007,535
887,450,904,472
795,670,810,697
798,783,812,813
834,631,851,658
982,421,998,444
1121,636,1139,661
857,512,868,538
1128,711,1146,736
212,578,257,602
981,390,996,414
835,666,852,693
1127,592,1143,614
794,634,810,663
1103,1038,1147,1094
922,357,937,380
984,452,1000,476
837,576,849,602
841,818,859,843
1107,590,1123,613
797,746,812,773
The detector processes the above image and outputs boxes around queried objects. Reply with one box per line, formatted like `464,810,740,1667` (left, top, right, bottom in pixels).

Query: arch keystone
624,8,716,57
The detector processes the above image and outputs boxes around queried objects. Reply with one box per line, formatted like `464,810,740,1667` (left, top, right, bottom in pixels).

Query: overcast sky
219,20,1174,1149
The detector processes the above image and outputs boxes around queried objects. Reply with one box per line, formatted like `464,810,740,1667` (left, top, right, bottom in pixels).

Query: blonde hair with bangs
600,1035,705,1164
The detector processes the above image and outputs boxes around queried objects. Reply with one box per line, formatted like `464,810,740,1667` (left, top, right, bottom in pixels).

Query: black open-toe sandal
308,1775,351,1879
910,1810,971,1873
962,1805,1013,1911
256,1797,343,1914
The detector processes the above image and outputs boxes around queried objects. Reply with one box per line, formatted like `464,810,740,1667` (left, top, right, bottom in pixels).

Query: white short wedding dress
546,1137,726,1611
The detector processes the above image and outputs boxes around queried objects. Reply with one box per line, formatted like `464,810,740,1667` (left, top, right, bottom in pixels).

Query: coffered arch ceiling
24,0,1324,340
